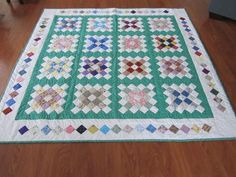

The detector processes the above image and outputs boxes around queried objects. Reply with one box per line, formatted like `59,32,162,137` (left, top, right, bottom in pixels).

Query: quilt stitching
37,56,74,80
0,9,233,142
157,56,192,79
18,123,212,135
179,17,226,112
25,84,68,114
72,84,112,114
162,83,204,113
55,17,82,32
78,56,112,79
47,34,79,53
83,35,112,53
118,84,158,113
118,35,147,53
118,56,152,79
118,17,144,32
2,18,50,115
87,17,113,32
152,35,182,52
148,17,175,32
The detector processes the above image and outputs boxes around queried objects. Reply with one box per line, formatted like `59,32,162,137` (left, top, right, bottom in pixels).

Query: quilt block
0,8,235,143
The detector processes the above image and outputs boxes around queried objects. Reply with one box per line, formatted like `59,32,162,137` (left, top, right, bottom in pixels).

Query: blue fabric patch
41,125,51,135
24,58,32,63
192,46,199,51
100,125,110,134
174,98,182,105
146,124,157,133
13,83,22,90
184,98,192,105
173,90,180,97
19,70,27,76
6,99,16,107
19,126,29,135
182,90,189,97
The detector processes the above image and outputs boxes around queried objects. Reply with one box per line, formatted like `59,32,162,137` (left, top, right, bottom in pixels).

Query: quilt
0,8,235,143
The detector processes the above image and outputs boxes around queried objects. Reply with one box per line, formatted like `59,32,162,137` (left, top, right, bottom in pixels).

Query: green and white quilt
0,8,235,143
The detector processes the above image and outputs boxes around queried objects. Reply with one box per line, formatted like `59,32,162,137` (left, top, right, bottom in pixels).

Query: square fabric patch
25,84,68,114
118,56,152,79
118,17,144,32
83,35,112,53
118,35,147,53
118,84,158,113
78,56,112,79
72,84,112,114
0,9,235,143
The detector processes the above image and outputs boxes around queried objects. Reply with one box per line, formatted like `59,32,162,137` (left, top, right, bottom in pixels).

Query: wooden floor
0,0,236,177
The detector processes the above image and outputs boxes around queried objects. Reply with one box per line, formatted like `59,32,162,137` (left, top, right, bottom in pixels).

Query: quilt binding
0,8,235,143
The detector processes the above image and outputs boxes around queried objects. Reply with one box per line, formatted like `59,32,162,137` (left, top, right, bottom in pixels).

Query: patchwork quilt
0,8,235,143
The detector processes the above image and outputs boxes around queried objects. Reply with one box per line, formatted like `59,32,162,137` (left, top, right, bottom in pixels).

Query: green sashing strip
16,15,213,120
